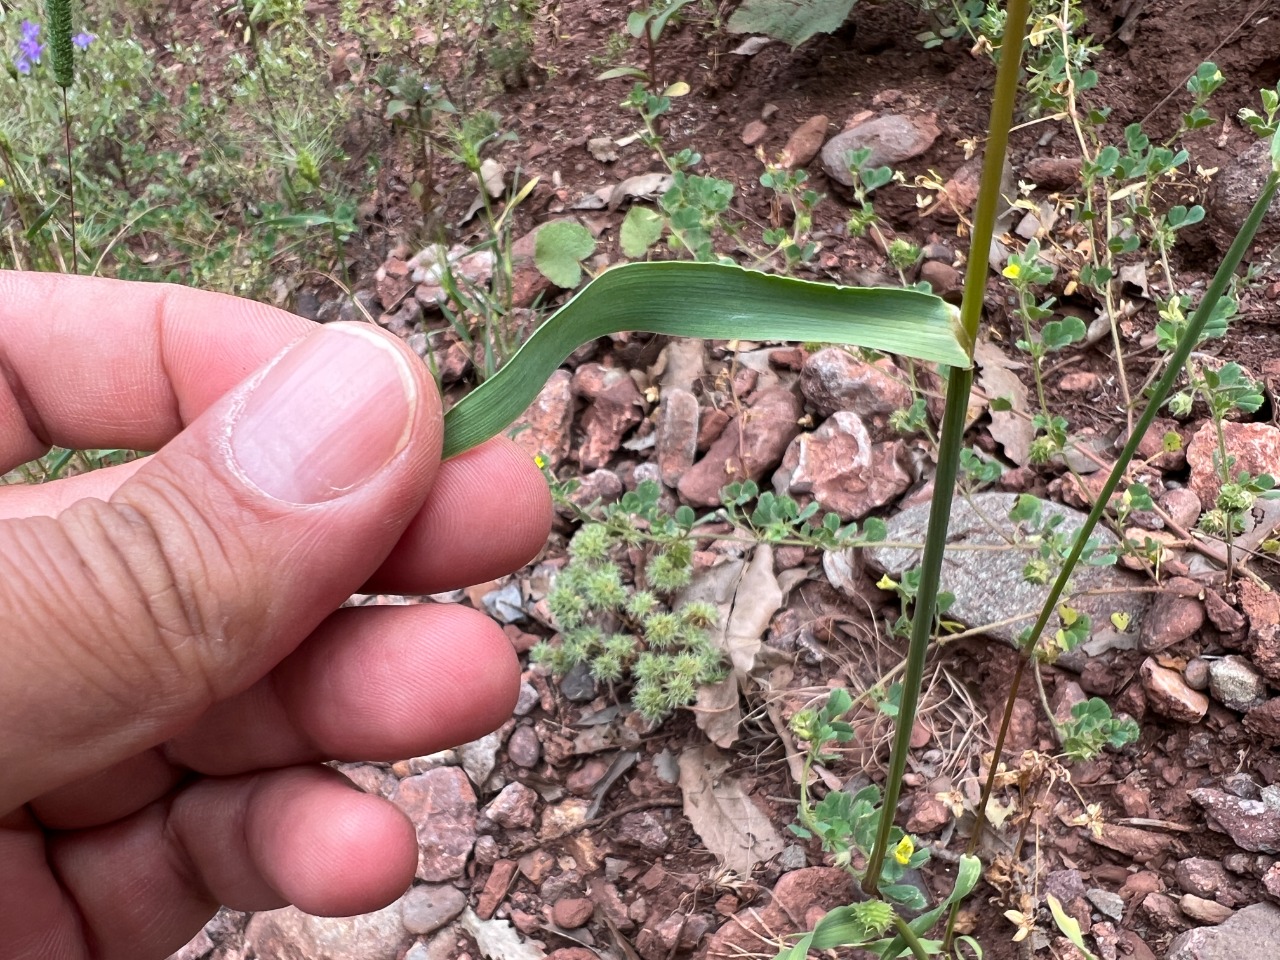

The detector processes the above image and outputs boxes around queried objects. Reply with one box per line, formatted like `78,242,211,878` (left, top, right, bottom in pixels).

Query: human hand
0,271,551,960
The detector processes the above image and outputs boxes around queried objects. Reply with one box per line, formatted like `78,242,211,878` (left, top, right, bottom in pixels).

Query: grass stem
861,0,1031,896
60,86,77,274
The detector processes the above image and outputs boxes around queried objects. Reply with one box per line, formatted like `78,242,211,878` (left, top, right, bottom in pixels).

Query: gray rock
1208,139,1280,252
457,729,504,787
560,661,598,702
657,388,700,486
820,115,940,187
1167,902,1280,960
866,493,1149,654
514,680,540,716
482,581,526,623
799,350,913,420
1142,657,1209,722
1209,656,1269,712
1087,888,1125,922
400,884,467,936
778,844,808,871
1191,787,1280,854
616,810,670,852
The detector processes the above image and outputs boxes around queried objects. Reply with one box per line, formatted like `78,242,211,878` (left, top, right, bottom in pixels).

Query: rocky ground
161,1,1280,959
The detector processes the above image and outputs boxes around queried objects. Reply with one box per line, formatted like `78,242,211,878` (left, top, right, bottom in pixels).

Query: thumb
0,323,440,811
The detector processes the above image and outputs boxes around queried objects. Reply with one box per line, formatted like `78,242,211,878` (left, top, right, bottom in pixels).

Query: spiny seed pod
45,0,75,88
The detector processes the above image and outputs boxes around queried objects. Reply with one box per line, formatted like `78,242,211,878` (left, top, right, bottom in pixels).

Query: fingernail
230,325,418,504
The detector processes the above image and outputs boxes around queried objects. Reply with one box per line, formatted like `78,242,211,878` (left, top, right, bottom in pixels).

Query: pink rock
475,859,518,920
510,369,574,468
919,259,962,298
507,725,542,768
571,362,629,399
244,902,409,959
1160,487,1202,530
741,119,768,146
1187,421,1280,508
552,897,595,929
677,388,802,506
800,349,913,422
777,412,912,520
1059,371,1100,394
481,782,538,829
577,374,645,469
657,388,700,486
779,114,829,170
376,256,413,308
932,157,981,221
566,758,610,795
1140,658,1209,723
1240,579,1280,684
705,868,856,960
1025,156,1082,189
393,768,478,882
1141,577,1206,652
905,795,951,834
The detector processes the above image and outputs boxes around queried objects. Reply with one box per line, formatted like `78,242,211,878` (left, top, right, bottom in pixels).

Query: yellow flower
1002,262,1022,280
876,574,898,591
893,835,915,865
533,453,547,469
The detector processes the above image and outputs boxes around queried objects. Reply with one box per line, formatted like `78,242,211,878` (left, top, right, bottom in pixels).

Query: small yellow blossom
533,453,547,469
1002,262,1022,280
893,835,915,865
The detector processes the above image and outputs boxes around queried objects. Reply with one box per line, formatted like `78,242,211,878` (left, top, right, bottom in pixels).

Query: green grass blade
442,260,968,458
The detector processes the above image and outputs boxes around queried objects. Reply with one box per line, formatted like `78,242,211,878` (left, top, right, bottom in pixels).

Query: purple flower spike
73,32,95,50
16,20,44,67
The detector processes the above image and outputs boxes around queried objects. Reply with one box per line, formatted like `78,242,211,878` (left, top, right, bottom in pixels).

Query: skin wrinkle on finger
34,602,520,829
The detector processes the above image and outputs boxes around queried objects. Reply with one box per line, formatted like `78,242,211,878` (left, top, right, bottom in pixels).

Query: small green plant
613,83,739,263
788,690,930,908
719,479,885,550
596,0,696,91
842,146,894,238
759,163,821,269
779,690,983,960
1058,698,1139,762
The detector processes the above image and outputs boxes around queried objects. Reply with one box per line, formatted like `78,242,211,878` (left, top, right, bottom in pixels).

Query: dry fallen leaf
975,339,1034,466
677,743,785,875
607,172,674,211
724,544,783,675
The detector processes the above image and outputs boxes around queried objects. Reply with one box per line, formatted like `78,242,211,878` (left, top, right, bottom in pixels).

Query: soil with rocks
160,1,1280,959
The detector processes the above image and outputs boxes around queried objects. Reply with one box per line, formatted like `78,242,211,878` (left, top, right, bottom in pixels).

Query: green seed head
46,0,75,88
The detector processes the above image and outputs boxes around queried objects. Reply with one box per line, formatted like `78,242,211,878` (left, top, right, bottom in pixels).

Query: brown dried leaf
678,744,785,875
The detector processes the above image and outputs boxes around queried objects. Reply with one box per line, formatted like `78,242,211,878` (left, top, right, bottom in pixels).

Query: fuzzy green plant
531,514,725,724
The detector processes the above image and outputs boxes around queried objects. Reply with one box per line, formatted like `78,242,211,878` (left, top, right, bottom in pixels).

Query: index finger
0,271,316,470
